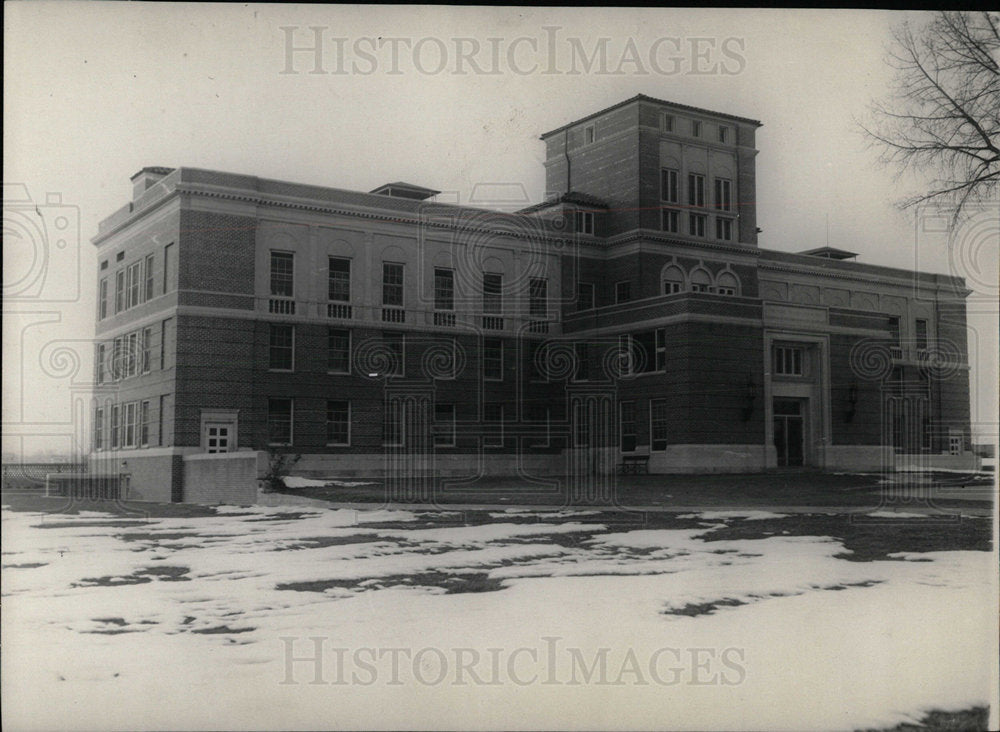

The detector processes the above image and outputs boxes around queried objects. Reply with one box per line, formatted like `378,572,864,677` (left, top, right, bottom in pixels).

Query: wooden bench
619,454,650,474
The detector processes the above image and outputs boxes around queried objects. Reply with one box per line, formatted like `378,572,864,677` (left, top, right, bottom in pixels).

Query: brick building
90,95,975,502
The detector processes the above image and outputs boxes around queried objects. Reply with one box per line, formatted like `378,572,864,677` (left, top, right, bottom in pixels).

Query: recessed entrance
773,399,805,467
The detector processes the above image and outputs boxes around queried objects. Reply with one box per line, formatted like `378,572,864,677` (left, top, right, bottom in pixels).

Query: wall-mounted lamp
845,382,858,423
742,376,757,421
120,459,128,469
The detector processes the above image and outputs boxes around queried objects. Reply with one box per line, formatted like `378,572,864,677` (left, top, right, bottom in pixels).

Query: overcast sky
4,4,997,456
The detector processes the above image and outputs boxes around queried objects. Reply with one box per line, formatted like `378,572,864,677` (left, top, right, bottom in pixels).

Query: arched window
716,271,740,296
661,265,685,295
690,268,712,293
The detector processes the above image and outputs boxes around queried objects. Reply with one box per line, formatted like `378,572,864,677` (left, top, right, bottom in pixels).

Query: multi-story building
90,95,974,502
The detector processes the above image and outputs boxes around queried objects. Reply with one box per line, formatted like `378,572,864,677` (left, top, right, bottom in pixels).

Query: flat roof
129,166,173,180
540,94,762,140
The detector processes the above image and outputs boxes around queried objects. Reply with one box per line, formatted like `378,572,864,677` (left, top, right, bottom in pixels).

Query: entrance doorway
773,399,805,467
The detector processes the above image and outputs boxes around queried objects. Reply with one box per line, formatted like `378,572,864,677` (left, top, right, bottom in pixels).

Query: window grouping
104,251,160,319
659,264,741,297
98,327,156,383
659,170,736,241
94,398,154,450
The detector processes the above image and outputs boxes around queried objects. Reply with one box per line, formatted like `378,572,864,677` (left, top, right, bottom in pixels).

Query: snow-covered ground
2,503,996,731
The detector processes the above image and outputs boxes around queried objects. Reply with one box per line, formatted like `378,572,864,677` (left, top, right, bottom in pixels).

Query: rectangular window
112,337,123,381
328,257,351,302
574,342,590,381
574,210,594,234
716,218,734,241
888,316,901,345
618,334,634,377
688,174,705,208
122,401,137,448
115,270,125,313
94,408,104,451
382,262,404,306
434,403,456,447
689,213,707,238
140,401,150,447
573,401,590,448
270,251,294,297
144,254,155,301
269,324,294,371
326,400,350,445
99,278,108,320
650,399,668,451
527,405,551,448
529,277,547,318
615,281,631,304
632,330,660,374
718,126,729,143
577,282,595,311
160,318,171,370
483,272,502,314
163,243,174,293
327,328,351,373
97,344,106,384
483,337,503,381
584,125,595,145
663,276,683,295
915,319,928,350
384,400,404,446
660,169,679,203
714,179,732,211
483,403,503,447
125,331,139,378
661,208,679,233
383,331,404,377
528,341,547,383
774,346,804,376
267,398,293,445
691,120,702,137
127,261,141,309
141,327,152,374
620,401,637,452
110,405,120,449
158,394,166,446
661,113,674,133
434,267,454,311
431,337,459,380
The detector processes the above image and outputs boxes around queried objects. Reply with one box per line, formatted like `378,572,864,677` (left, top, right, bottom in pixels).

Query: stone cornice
606,229,762,257
174,182,587,248
758,260,971,296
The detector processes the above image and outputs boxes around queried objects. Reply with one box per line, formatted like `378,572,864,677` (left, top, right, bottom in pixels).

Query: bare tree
859,11,1000,222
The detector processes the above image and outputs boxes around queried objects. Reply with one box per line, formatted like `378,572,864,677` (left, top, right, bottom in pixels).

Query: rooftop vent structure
369,182,440,201
798,246,859,261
